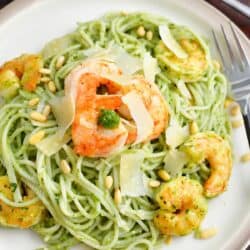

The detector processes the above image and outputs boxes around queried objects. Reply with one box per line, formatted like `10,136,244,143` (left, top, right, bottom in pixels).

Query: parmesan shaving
36,132,71,156
110,44,142,75
165,117,189,148
164,149,189,177
83,44,142,75
120,151,150,197
143,52,160,83
159,25,188,59
36,64,80,156
176,80,192,99
122,91,154,144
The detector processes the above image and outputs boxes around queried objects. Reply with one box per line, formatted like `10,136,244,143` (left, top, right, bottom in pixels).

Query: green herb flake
10,183,17,192
98,109,120,129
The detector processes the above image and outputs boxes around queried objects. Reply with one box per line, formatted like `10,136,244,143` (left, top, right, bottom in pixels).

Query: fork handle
237,96,250,147
243,110,250,147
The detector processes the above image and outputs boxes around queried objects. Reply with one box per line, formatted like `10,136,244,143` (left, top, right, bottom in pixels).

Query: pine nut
149,180,160,188
60,160,71,174
213,60,220,70
158,170,170,181
137,26,146,37
189,121,199,134
39,68,51,75
48,81,56,93
232,120,243,128
30,111,47,122
114,188,121,205
121,11,128,16
240,153,250,163
56,56,65,69
146,30,153,41
224,98,233,108
40,76,50,83
43,105,51,117
28,98,40,107
105,176,113,189
230,105,240,116
29,130,45,145
197,227,217,239
165,235,172,245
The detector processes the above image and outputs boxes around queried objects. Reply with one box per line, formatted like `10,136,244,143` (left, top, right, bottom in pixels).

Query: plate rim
0,0,249,47
0,0,249,249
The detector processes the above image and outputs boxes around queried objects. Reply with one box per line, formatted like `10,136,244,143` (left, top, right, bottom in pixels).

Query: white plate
0,0,250,250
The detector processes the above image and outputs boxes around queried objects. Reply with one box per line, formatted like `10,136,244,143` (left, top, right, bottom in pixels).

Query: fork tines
212,22,250,91
213,23,250,145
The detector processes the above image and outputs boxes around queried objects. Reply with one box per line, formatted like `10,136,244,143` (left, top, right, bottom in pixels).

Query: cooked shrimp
0,54,43,91
180,132,232,197
68,58,168,157
154,176,207,236
155,38,208,82
120,75,169,143
70,60,128,157
0,69,20,99
0,176,44,228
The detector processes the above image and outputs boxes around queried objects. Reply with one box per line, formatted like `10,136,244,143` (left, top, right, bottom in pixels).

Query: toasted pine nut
158,169,170,181
240,152,250,163
232,120,243,128
28,98,40,107
114,188,121,205
39,68,51,75
165,235,172,245
43,105,51,117
105,176,113,189
213,60,220,70
146,30,153,41
198,227,217,239
137,26,146,37
48,81,56,93
149,180,160,188
121,11,128,16
29,130,45,145
56,56,65,69
230,105,240,116
190,121,199,134
60,160,71,174
40,76,50,83
224,98,233,108
30,111,47,122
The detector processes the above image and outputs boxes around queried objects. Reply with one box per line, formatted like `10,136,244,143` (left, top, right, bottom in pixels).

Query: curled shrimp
68,58,168,157
154,176,207,236
0,176,45,228
155,37,208,82
120,75,169,144
70,60,128,157
180,132,232,197
0,54,43,92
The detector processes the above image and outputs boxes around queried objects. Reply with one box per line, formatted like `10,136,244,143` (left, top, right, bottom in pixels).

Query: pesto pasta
0,12,231,250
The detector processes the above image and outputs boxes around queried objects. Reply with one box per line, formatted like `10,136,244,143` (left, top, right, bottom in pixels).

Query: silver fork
212,22,250,144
